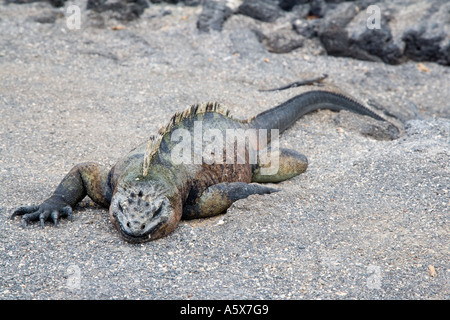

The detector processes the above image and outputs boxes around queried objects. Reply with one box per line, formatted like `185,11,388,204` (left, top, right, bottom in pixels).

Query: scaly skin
11,90,396,243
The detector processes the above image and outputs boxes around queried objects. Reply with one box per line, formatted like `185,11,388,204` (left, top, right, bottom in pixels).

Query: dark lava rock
5,0,66,7
197,0,232,32
150,0,202,5
278,0,309,11
149,0,180,4
238,0,281,22
86,0,149,21
48,0,65,7
345,5,405,64
317,2,359,57
351,27,403,64
315,0,449,65
293,18,320,39
183,0,202,5
309,0,328,18
284,0,450,66
402,2,450,66
254,27,305,53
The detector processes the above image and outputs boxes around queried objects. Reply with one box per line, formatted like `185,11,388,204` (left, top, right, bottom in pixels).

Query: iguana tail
250,90,386,134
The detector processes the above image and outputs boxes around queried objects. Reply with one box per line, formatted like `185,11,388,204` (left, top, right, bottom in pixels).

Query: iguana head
109,182,181,243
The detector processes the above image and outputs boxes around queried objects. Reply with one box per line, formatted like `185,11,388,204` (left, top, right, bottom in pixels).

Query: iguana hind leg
252,148,308,183
11,162,112,227
182,182,279,220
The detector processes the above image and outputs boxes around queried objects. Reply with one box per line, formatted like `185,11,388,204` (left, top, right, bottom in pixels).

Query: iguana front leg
11,162,112,227
182,182,279,220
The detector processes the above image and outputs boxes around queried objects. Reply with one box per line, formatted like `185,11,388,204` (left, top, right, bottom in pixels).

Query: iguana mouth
117,218,168,243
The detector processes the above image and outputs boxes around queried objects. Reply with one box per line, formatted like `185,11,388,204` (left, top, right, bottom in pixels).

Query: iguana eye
152,205,163,219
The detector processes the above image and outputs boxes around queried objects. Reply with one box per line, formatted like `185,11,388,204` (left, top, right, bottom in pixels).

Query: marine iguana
11,90,393,243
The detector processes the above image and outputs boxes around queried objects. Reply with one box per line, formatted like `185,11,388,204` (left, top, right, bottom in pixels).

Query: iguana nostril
141,224,145,230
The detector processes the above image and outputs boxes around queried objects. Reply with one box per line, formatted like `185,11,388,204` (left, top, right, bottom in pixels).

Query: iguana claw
11,201,73,228
50,211,59,227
